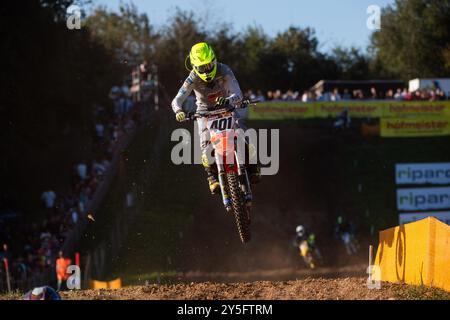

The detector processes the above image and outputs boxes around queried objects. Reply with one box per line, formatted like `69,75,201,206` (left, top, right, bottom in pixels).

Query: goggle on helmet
188,42,217,82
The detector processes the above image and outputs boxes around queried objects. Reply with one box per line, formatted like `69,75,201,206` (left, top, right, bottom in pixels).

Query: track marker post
3,258,11,293
367,245,381,289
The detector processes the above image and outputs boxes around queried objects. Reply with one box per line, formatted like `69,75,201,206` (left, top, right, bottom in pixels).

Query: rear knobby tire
227,171,251,243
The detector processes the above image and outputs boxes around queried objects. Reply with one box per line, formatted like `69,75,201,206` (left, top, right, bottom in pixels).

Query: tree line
85,0,450,95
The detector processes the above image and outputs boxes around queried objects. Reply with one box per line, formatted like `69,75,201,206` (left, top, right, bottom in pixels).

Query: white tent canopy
408,78,450,93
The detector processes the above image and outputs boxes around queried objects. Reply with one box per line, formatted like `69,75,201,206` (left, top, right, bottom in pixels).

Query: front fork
235,151,253,207
215,156,231,211
215,152,253,211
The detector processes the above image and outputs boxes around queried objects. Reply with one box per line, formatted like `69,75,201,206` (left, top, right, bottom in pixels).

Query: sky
91,0,396,53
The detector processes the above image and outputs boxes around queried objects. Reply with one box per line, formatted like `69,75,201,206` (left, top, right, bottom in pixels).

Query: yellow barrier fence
374,217,450,292
89,278,122,290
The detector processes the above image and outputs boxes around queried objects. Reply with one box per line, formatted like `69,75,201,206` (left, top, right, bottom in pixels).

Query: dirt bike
298,239,323,269
184,99,259,243
339,231,360,256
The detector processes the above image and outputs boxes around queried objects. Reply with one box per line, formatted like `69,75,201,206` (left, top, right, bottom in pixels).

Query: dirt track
58,263,449,300
58,277,439,300
176,263,367,283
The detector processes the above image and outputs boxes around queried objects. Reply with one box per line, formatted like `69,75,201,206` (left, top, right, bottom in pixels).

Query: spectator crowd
245,87,450,102
0,85,143,291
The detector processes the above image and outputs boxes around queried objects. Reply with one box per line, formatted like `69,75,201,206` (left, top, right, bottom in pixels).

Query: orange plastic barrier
89,278,122,290
374,217,450,292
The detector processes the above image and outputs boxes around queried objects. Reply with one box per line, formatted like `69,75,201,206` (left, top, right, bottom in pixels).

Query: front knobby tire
226,171,251,243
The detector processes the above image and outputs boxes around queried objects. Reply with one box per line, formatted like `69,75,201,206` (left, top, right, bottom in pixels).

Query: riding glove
176,111,186,122
215,96,229,106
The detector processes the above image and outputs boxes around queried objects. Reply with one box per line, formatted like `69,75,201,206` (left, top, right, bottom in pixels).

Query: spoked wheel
226,171,251,243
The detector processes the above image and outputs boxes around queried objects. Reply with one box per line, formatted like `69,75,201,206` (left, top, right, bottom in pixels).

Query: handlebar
183,99,260,122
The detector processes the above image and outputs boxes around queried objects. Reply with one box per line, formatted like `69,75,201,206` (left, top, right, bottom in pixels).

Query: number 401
210,117,232,131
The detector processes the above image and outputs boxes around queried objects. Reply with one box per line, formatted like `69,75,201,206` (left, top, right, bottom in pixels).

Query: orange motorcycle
185,100,259,243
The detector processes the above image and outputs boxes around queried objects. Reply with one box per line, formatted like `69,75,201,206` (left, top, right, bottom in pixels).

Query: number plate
207,115,235,132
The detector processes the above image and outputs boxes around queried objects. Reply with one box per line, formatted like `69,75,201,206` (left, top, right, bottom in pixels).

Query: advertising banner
380,117,450,137
314,104,383,118
397,187,450,211
396,163,450,185
383,104,449,118
249,102,315,120
248,101,450,121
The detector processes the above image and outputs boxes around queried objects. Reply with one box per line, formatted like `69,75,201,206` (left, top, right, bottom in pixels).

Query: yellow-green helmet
189,42,217,82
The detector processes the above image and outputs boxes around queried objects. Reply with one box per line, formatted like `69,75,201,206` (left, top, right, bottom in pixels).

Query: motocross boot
207,174,220,195
246,142,261,184
203,153,220,195
248,164,261,184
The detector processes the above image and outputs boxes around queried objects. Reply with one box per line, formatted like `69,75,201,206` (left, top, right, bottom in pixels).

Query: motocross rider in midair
171,42,261,194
